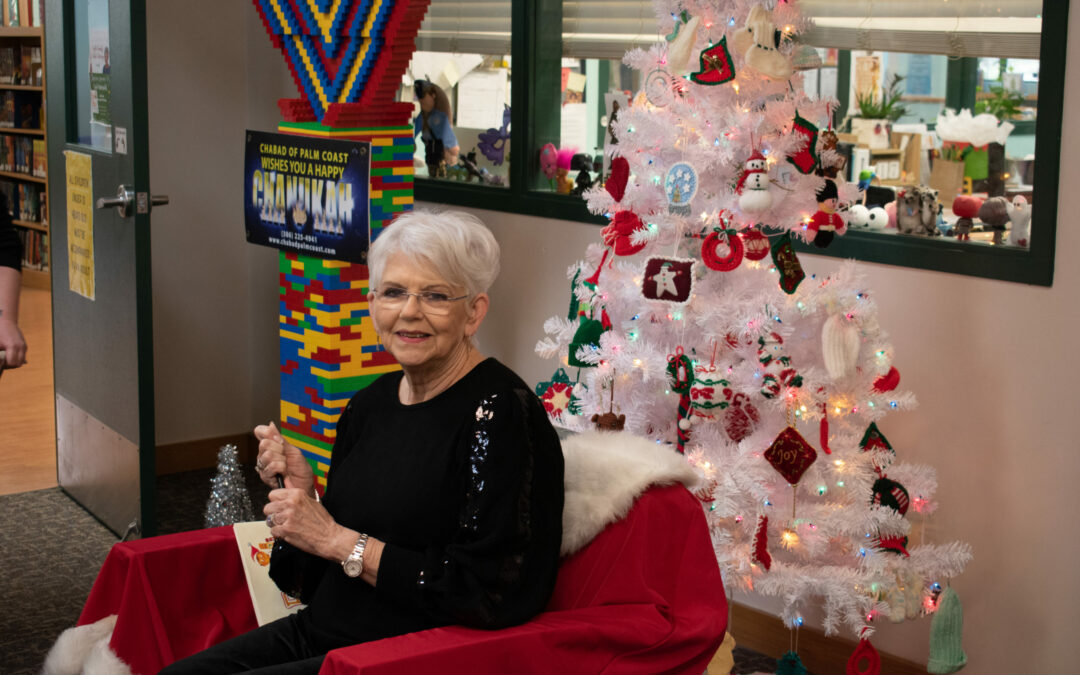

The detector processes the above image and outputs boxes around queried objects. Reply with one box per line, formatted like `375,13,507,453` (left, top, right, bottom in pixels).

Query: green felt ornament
777,650,809,675
569,315,607,368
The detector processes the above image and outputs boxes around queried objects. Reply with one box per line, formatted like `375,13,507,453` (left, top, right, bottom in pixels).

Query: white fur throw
560,430,699,556
45,431,696,673
43,614,132,675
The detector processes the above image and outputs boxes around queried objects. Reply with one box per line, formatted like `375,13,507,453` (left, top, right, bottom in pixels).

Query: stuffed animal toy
866,206,889,230
847,203,870,229
978,196,1010,245
1006,195,1031,247
951,195,984,241
919,187,941,236
895,187,923,235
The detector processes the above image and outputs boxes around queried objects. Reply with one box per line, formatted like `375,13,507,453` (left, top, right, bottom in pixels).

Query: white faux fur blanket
559,429,699,556
45,430,697,673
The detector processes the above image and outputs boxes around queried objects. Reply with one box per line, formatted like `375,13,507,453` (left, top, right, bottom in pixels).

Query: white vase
850,118,890,150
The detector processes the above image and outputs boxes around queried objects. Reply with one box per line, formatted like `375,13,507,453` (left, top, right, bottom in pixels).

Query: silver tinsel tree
204,444,256,527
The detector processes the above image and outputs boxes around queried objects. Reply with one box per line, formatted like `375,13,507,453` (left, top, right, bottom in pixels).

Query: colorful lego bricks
277,123,413,488
252,0,432,128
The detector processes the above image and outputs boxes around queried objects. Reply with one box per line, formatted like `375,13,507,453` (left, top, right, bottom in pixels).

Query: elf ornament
807,179,847,248
736,151,773,213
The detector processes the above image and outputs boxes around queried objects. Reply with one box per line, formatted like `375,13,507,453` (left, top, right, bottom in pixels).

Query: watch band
341,533,369,577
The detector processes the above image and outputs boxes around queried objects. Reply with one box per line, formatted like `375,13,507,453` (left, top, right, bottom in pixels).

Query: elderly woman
163,211,564,673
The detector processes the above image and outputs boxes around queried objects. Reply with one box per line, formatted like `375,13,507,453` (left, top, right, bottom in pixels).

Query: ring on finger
256,460,265,472
266,513,276,527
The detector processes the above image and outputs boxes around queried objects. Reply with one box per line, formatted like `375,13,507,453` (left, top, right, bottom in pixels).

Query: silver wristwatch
342,533,369,578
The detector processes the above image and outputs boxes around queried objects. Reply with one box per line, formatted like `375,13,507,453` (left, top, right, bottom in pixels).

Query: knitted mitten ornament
776,650,808,675
846,637,881,675
928,587,968,673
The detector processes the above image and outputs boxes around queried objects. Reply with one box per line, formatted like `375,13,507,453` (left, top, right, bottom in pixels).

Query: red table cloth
79,484,727,674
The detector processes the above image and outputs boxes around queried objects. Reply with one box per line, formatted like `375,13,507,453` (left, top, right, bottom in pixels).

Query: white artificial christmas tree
534,0,971,667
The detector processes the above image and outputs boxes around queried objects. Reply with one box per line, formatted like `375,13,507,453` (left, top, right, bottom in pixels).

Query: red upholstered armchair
59,431,728,674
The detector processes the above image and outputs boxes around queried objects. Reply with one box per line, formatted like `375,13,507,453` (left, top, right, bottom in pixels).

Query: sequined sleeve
375,388,565,629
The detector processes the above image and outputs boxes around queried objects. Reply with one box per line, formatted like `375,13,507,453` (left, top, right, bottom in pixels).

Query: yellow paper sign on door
64,150,95,300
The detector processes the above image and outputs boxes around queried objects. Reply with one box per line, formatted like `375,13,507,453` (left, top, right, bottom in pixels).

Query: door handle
96,185,170,217
96,184,135,218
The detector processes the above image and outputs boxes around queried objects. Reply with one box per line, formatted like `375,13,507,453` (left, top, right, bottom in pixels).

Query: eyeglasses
372,288,469,315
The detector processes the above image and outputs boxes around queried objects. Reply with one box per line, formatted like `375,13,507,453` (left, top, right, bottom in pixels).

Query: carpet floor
3,467,783,674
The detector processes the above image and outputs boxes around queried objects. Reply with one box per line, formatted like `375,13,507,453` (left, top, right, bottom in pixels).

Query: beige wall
144,3,1078,671
147,3,289,444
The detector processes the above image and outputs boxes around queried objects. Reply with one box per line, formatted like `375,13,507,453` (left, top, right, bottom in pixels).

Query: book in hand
233,521,306,626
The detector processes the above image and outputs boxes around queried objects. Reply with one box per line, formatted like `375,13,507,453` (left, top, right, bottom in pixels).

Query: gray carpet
2,468,779,674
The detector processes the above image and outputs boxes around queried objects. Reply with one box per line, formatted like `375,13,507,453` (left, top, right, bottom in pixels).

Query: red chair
76,483,727,674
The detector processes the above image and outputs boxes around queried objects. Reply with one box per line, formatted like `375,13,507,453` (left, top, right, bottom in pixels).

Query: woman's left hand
264,488,353,561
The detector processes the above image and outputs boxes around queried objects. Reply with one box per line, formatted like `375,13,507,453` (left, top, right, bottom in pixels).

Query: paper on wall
456,69,508,130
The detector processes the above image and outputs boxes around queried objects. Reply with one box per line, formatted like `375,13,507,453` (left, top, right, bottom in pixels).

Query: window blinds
416,0,1045,60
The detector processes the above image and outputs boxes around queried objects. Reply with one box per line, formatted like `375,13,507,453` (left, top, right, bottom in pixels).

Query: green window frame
415,0,1067,286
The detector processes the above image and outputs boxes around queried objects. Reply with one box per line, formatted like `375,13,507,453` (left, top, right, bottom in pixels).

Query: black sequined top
269,358,564,652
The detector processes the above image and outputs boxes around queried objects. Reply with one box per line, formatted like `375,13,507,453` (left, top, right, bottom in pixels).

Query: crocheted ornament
701,229,744,271
873,366,901,393
602,210,647,256
741,228,771,260
642,257,695,305
668,348,694,452
776,650,808,675
535,367,580,418
872,476,911,515
770,232,805,294
665,162,698,215
821,312,861,380
847,638,882,675
606,156,630,202
752,514,772,570
928,588,967,674
860,422,896,473
723,393,760,442
690,368,730,415
759,333,803,398
666,13,701,76
690,38,736,85
765,426,817,485
568,315,608,368
591,411,626,431
787,113,820,174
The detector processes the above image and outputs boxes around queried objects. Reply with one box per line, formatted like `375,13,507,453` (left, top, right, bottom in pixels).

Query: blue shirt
414,109,458,149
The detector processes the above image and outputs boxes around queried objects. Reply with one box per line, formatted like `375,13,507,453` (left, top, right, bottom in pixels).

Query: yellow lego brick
281,401,306,423
371,190,383,199
392,195,413,206
291,436,332,460
392,167,413,176
323,259,350,268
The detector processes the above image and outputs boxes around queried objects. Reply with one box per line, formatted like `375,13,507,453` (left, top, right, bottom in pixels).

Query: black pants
159,614,325,675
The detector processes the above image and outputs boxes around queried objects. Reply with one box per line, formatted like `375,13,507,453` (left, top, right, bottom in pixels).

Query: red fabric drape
79,485,726,674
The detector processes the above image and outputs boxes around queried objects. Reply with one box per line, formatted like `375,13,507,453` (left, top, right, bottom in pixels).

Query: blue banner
244,130,371,263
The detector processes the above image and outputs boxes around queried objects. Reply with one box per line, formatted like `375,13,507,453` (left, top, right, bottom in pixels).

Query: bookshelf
0,0,47,288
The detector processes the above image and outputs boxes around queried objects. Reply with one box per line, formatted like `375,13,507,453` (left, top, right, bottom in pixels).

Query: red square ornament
764,426,818,484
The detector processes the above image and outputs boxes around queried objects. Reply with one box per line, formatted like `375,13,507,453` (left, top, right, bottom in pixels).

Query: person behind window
0,192,26,370
413,80,460,178
161,210,564,674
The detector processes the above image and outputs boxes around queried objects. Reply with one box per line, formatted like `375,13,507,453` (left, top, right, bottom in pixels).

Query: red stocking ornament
753,515,772,570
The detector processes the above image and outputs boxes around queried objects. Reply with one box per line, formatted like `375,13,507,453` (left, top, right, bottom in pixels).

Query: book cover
30,46,40,86
14,91,37,129
0,92,14,128
17,0,28,27
233,521,306,627
0,48,14,85
31,138,43,177
7,0,18,27
18,45,30,85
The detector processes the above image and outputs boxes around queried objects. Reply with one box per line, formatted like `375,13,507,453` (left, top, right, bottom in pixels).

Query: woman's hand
254,421,314,494
264,488,357,562
0,316,25,368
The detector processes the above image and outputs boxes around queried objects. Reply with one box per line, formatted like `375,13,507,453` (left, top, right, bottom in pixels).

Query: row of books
0,45,41,86
15,226,47,270
1,179,44,223
0,90,40,129
7,0,43,28
0,134,43,175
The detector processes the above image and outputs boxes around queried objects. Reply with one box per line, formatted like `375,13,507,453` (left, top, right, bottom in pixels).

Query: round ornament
666,348,693,394
741,229,771,260
645,69,678,107
871,476,910,515
690,368,730,414
701,229,744,271
665,162,698,216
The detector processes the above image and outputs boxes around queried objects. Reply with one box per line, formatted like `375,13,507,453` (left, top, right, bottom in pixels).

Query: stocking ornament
770,232,805,294
786,113,820,174
689,38,736,85
752,514,772,570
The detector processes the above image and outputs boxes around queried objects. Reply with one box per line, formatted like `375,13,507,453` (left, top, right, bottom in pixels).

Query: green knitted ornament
928,587,967,673
776,650,808,675
568,316,606,368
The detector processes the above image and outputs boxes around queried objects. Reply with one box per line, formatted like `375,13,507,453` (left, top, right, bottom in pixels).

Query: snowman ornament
736,151,773,214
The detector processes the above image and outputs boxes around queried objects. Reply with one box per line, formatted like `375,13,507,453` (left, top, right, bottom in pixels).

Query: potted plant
850,74,907,149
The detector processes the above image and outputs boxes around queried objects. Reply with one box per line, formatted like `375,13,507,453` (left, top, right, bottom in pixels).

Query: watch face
343,558,363,577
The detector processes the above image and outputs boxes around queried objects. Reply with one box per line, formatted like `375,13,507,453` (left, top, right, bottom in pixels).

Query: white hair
368,210,501,297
